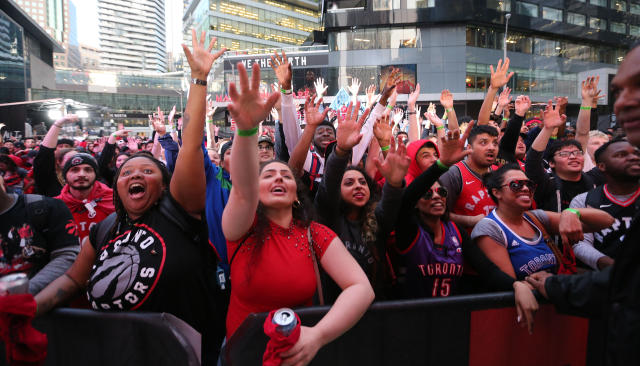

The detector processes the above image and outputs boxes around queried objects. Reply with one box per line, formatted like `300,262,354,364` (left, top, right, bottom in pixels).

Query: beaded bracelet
237,126,258,137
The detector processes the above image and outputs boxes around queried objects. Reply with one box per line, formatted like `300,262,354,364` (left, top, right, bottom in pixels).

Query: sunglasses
423,187,448,200
501,179,537,193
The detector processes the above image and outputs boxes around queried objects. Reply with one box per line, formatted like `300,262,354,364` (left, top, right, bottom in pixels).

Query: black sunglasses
501,179,537,193
423,187,448,200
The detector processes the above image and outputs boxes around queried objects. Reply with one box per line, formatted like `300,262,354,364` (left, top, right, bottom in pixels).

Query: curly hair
110,153,172,238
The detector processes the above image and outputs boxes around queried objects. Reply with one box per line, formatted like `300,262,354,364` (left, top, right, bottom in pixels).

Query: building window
407,0,435,7
567,12,586,26
631,3,640,14
534,38,560,57
590,0,606,6
516,1,538,17
542,7,562,21
372,0,400,10
487,0,511,11
589,16,607,30
611,21,627,33
631,25,640,36
611,0,627,10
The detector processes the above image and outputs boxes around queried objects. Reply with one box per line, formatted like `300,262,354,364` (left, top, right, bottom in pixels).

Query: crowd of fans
1,30,640,365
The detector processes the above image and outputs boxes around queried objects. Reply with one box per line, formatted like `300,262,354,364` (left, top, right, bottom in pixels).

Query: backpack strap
95,213,117,247
24,194,50,234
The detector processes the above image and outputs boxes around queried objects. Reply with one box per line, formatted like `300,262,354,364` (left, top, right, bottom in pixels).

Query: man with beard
439,124,499,231
526,44,640,365
55,153,115,245
569,138,640,270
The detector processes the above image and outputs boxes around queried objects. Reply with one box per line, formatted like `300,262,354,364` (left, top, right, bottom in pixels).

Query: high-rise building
97,0,167,73
182,0,322,53
13,0,73,68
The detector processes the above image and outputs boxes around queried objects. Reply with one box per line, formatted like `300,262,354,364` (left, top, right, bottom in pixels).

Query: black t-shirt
559,177,593,210
0,194,78,277
88,193,224,364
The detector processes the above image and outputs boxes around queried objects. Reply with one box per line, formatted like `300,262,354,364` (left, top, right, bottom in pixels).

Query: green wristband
206,118,213,124
436,125,445,130
502,117,509,122
237,127,258,137
386,104,393,110
380,145,390,151
564,208,581,218
280,88,292,94
579,106,592,110
446,108,453,113
436,159,449,171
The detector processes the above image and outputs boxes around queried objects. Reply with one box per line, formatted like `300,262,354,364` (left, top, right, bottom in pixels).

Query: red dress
226,218,336,338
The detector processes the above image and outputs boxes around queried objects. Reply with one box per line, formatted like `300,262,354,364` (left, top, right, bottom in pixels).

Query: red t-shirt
226,219,336,339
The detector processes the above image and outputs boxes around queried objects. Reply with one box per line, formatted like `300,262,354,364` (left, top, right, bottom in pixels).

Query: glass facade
611,0,627,11
406,0,435,8
611,21,627,33
466,26,627,64
0,10,27,103
328,27,419,50
31,88,181,112
567,12,586,26
542,7,562,21
516,1,538,17
590,16,607,30
590,0,607,6
487,0,511,11
466,63,577,97
372,0,401,10
631,3,640,14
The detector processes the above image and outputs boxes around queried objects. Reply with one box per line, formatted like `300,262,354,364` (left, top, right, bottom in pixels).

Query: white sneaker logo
465,181,474,185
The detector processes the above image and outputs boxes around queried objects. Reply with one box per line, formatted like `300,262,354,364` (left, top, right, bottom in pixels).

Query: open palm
182,29,226,79
304,95,329,127
373,115,393,147
438,121,474,166
228,63,280,131
337,102,369,151
375,139,410,187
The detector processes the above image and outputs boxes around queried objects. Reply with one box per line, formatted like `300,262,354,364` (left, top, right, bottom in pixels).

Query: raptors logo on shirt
88,223,166,311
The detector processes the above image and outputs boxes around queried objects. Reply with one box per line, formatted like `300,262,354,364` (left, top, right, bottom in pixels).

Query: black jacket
545,210,640,365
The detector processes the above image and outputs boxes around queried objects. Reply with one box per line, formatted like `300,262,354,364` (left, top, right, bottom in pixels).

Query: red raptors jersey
452,161,496,217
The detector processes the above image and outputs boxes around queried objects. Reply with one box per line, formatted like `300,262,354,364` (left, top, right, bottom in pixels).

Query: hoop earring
293,199,302,209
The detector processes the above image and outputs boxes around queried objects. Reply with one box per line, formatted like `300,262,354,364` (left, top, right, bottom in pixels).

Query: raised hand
336,101,370,152
270,108,279,121
497,87,512,109
514,95,531,117
314,77,328,101
381,68,401,100
227,62,280,131
366,84,378,108
373,114,393,148
383,90,397,118
348,78,361,97
374,138,411,188
53,114,79,127
392,108,404,126
424,111,443,129
490,58,514,90
270,51,292,90
304,95,330,127
438,120,475,166
206,99,217,118
167,105,177,124
182,29,226,80
152,115,167,134
542,99,567,130
581,76,602,105
127,137,139,151
408,83,420,106
439,89,454,110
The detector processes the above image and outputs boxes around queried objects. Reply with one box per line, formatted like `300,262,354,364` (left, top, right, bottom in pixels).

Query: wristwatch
191,78,207,86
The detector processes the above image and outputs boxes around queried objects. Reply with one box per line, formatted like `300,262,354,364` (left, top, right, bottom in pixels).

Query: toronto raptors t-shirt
87,194,222,339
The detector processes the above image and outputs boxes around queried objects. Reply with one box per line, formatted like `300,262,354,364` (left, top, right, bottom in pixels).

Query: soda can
272,308,298,337
0,273,29,295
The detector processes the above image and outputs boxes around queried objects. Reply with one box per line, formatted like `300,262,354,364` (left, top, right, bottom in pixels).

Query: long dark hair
110,153,172,237
246,160,315,272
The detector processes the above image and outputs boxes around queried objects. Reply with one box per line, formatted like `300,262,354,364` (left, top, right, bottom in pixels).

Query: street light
504,13,511,61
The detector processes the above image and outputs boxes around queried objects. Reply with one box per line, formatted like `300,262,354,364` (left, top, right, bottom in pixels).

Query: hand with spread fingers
490,58,514,90
514,95,531,117
336,101,370,154
374,138,410,188
270,51,292,90
542,99,567,131
408,83,420,107
381,68,401,101
304,95,330,128
437,120,474,167
348,78,361,98
497,87,512,110
365,84,378,108
373,114,393,149
314,77,328,102
227,62,280,131
182,29,226,80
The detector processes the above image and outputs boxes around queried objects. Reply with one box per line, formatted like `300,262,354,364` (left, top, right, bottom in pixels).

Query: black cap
62,153,98,179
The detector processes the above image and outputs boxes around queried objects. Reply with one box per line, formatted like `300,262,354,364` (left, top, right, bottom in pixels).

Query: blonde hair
589,130,608,140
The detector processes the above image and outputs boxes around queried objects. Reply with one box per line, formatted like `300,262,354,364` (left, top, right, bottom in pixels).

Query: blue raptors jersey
486,210,557,280
398,221,464,298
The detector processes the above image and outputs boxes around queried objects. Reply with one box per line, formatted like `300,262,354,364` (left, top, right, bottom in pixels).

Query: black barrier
223,292,596,366
1,308,200,366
